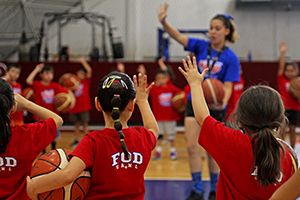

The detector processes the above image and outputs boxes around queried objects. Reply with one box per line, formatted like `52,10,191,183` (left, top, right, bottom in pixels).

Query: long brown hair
230,85,287,187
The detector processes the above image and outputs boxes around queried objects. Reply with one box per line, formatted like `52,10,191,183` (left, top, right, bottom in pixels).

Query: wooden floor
45,130,210,180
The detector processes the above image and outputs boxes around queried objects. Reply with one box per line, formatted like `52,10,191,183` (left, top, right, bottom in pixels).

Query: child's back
27,72,159,200
0,78,63,200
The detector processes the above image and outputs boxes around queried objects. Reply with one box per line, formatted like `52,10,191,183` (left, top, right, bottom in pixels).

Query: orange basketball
172,91,186,112
54,93,73,113
22,87,35,101
31,149,91,200
60,73,80,91
202,78,225,105
289,77,300,100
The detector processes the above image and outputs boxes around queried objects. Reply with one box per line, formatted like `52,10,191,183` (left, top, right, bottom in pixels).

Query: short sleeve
147,130,157,150
185,38,208,55
223,52,240,83
70,135,95,168
199,116,250,166
30,118,57,157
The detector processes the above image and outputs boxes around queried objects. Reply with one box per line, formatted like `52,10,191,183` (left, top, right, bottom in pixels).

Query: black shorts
285,109,299,126
185,100,226,123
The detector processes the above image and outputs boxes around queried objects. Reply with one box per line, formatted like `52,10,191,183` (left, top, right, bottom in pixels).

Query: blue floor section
144,180,210,200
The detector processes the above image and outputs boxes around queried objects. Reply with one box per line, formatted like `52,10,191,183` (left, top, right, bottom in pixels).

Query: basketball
289,77,300,100
172,91,186,112
22,87,35,101
202,78,225,105
54,93,73,113
31,148,91,200
60,73,80,91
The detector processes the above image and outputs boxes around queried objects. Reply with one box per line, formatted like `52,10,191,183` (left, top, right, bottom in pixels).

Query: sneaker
186,190,204,200
208,191,216,200
170,152,178,160
70,140,79,147
152,151,161,160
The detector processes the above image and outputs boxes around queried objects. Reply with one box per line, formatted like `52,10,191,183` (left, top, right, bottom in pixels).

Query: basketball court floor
44,127,300,200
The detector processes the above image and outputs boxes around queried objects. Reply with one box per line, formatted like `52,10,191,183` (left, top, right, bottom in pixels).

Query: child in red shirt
3,63,24,126
26,63,75,150
0,78,63,200
27,72,159,200
277,42,300,149
150,69,183,160
179,56,295,200
137,62,183,160
68,56,93,147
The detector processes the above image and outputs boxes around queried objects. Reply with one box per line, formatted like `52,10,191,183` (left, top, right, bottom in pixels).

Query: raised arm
14,93,63,129
157,3,188,48
269,169,300,200
133,73,159,137
278,42,287,76
79,56,92,79
178,56,209,126
26,63,44,86
137,64,147,75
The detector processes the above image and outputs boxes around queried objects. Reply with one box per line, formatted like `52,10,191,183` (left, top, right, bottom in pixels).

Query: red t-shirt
70,127,156,200
32,81,69,120
149,83,183,121
7,80,24,125
0,118,56,200
277,74,300,110
199,116,295,200
69,78,92,114
225,76,244,121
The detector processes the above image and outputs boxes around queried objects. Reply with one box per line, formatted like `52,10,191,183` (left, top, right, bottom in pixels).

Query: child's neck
41,80,50,85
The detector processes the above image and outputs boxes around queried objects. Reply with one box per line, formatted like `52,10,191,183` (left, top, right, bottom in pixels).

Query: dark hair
97,72,136,159
155,68,168,76
59,46,69,61
78,67,87,74
0,79,14,153
284,61,299,75
230,85,287,187
40,64,54,74
211,14,238,43
7,63,21,72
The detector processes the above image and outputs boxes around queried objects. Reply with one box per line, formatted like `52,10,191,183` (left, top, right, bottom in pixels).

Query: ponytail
252,127,283,187
97,72,136,159
111,94,130,159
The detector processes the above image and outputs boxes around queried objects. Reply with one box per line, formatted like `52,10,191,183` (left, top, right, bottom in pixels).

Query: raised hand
178,56,208,87
157,3,168,24
279,42,288,53
35,63,44,72
133,73,154,105
137,64,146,75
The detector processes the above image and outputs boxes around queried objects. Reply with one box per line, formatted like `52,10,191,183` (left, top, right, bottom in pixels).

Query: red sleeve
199,116,250,166
146,130,157,151
28,118,57,157
69,135,95,168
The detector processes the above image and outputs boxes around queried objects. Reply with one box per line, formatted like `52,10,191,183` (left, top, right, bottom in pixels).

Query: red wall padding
8,61,283,125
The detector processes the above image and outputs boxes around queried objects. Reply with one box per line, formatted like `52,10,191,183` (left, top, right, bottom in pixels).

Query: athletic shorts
285,109,299,126
69,111,90,123
157,121,176,140
185,100,226,123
